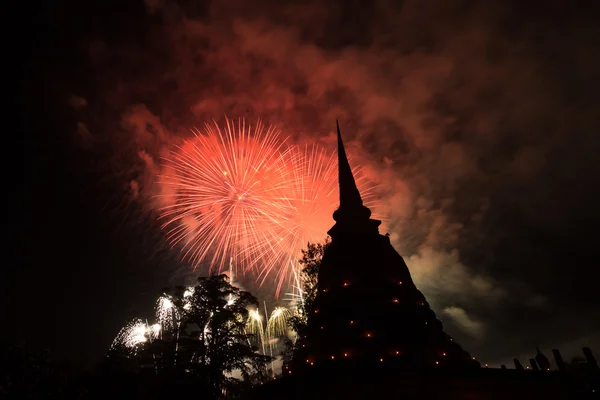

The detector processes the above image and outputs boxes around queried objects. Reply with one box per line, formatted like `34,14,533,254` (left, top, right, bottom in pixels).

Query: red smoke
69,0,600,362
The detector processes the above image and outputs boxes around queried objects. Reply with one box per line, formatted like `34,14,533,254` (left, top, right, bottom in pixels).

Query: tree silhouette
282,240,328,366
106,274,271,397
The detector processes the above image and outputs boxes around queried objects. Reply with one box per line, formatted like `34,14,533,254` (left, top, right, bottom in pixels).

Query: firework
246,308,264,336
111,319,150,350
156,295,179,331
266,306,292,340
246,308,266,354
150,323,161,339
159,118,379,296
160,118,294,274
183,287,194,310
260,145,378,294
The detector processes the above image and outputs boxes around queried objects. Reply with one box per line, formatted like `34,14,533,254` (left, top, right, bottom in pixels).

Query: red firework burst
159,118,378,296
260,144,378,294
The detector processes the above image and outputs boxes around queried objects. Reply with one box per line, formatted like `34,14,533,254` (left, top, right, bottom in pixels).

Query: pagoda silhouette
249,122,591,399
291,121,479,371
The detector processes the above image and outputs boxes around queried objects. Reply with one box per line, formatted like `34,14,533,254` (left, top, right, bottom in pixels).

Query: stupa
291,122,479,371
249,122,586,399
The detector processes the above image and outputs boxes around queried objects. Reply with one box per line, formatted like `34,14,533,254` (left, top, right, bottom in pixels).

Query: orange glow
322,289,328,293
435,361,439,365
399,281,403,285
349,320,354,325
442,353,446,356
380,358,383,362
159,120,292,295
159,119,380,297
331,356,335,360
366,333,372,338
310,362,314,366
392,298,399,303
158,118,382,298
344,353,348,357
314,309,319,313
343,282,350,287
395,351,400,355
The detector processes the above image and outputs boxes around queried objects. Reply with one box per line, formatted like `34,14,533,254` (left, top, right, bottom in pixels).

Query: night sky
8,0,600,369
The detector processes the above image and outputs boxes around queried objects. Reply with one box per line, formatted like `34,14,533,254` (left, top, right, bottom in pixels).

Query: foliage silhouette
105,274,271,398
282,240,329,366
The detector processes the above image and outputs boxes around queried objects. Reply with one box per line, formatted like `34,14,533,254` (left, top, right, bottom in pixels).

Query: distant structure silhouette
536,347,552,371
529,358,540,371
583,347,599,373
553,348,567,372
292,121,479,371
514,358,525,370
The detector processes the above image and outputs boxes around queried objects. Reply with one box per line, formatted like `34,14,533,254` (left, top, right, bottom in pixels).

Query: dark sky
8,0,600,369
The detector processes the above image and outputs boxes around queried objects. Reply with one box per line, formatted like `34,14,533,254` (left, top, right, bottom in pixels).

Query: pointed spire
329,121,380,236
335,120,365,212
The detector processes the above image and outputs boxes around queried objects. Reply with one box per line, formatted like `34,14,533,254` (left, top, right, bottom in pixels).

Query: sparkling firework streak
282,261,305,309
246,308,264,336
159,118,379,296
111,319,158,350
261,145,377,294
183,287,194,310
150,323,161,338
266,306,292,340
246,308,266,354
156,295,179,331
160,119,294,275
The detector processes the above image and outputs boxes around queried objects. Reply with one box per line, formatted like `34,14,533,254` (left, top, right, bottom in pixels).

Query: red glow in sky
158,118,379,295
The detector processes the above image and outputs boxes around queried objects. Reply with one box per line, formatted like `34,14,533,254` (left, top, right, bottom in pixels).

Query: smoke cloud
442,306,485,340
72,0,600,362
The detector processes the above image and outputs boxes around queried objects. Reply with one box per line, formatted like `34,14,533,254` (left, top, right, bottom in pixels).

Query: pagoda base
247,365,592,399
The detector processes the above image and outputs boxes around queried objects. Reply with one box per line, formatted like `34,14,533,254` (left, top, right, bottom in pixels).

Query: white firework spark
111,319,151,350
156,295,179,330
266,306,292,340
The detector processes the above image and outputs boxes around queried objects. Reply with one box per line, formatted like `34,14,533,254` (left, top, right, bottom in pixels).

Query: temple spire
336,120,365,211
329,121,380,234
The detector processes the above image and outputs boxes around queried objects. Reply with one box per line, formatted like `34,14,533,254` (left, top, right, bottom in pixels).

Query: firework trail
159,118,379,296
262,145,377,294
156,295,179,331
266,306,292,340
183,287,194,310
111,319,159,350
246,308,266,355
149,323,161,339
160,118,294,276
